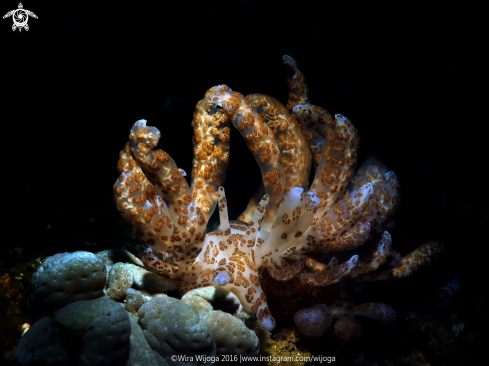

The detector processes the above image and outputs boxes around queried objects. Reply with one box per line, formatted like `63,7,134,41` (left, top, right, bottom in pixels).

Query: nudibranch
113,56,443,339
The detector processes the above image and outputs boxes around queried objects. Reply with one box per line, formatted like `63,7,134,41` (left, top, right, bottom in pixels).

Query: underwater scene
1,2,486,365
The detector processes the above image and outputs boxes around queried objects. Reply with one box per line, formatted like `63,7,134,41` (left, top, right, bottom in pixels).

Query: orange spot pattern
112,55,442,336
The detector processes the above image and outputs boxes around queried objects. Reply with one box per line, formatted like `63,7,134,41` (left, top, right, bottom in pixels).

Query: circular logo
12,9,28,27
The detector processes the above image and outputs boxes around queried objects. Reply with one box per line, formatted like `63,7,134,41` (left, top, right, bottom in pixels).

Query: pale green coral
182,287,260,356
15,297,131,366
138,296,216,364
29,251,106,315
18,251,262,366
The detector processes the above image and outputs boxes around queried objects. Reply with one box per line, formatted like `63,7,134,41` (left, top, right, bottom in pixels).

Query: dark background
2,1,487,365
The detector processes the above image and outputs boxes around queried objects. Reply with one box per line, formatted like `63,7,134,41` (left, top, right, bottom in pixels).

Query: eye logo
3,3,38,32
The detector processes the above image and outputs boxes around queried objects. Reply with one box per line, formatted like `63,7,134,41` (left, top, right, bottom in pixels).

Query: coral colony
113,55,443,342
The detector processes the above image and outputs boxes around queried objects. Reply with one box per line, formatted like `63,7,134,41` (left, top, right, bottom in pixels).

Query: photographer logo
3,3,37,32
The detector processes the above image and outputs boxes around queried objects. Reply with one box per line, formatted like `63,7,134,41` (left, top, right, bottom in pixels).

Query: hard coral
17,250,262,365
28,251,106,315
15,297,131,366
181,287,260,356
138,296,216,361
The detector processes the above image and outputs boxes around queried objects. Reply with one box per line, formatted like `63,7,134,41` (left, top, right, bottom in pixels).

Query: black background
2,1,487,364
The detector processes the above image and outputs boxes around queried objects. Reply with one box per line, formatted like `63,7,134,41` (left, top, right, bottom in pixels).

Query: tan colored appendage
350,302,397,324
247,94,312,191
348,154,389,192
360,170,401,236
113,172,177,276
282,55,310,113
301,230,391,285
237,183,265,223
334,317,362,344
116,142,156,205
171,203,207,267
358,241,444,282
141,247,180,278
118,142,143,174
313,221,371,253
293,104,336,169
209,86,285,239
191,189,276,330
293,183,374,254
300,254,359,286
190,86,231,222
309,113,360,219
348,231,392,278
255,188,319,279
294,302,396,340
128,120,193,223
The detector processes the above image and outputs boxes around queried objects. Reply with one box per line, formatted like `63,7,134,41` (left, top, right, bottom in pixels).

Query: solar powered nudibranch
113,55,443,341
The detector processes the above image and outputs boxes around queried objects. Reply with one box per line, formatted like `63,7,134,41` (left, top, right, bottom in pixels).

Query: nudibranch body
113,56,443,339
